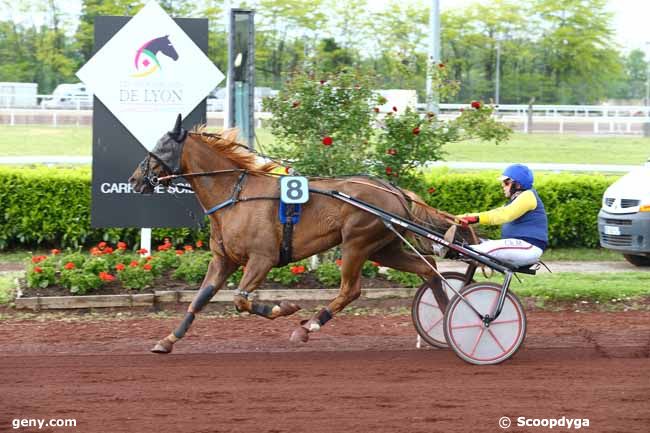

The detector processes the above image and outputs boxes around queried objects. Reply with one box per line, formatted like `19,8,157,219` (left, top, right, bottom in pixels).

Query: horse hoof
289,327,310,344
278,301,301,316
151,339,173,354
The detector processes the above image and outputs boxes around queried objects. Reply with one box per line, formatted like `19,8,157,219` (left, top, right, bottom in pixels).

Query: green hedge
0,166,617,250
422,169,617,248
0,166,208,249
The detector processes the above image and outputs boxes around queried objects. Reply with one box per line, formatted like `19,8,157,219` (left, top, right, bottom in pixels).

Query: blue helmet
500,164,533,189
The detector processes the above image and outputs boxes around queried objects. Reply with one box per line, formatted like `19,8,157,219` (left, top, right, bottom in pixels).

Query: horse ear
171,113,182,136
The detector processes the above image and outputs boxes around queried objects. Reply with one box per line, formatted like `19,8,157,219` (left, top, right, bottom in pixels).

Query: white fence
1,97,649,135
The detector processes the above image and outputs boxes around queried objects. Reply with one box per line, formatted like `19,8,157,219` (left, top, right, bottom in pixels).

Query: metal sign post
228,9,255,148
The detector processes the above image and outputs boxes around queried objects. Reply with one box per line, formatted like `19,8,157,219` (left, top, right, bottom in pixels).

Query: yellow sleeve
476,190,538,225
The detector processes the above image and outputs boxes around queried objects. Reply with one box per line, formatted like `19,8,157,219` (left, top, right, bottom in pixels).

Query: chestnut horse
129,115,473,353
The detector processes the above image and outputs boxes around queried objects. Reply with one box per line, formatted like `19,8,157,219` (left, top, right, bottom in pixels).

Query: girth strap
278,203,301,267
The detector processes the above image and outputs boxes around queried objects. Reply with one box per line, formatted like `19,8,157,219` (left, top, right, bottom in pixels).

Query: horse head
153,35,179,61
129,114,187,194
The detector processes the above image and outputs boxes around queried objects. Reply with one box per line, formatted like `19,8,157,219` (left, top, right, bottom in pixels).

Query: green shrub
361,261,380,278
386,269,422,288
267,263,307,285
25,257,57,289
59,269,102,295
117,261,154,290
315,262,341,287
172,251,211,284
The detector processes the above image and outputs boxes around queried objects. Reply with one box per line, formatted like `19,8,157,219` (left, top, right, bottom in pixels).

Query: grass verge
0,272,19,304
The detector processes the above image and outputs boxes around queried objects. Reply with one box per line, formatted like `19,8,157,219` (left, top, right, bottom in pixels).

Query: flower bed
21,239,421,298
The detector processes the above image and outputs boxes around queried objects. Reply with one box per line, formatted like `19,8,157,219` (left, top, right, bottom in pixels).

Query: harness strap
204,171,248,215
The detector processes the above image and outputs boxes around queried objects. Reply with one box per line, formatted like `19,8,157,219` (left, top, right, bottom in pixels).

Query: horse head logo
131,35,179,78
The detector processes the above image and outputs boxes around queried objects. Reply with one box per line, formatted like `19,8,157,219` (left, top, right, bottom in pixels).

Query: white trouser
469,238,543,267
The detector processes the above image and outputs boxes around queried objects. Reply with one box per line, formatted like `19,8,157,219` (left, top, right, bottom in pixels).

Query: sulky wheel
443,282,526,365
412,272,473,348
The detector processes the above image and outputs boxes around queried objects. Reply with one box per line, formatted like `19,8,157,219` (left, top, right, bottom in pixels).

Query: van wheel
623,254,650,267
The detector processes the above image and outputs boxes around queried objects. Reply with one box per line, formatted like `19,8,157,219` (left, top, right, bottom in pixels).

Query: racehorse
129,115,475,353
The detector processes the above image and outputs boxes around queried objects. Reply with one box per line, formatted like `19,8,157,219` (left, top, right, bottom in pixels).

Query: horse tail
402,190,479,253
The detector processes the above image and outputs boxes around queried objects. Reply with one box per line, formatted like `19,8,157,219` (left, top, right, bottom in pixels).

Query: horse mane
190,126,279,173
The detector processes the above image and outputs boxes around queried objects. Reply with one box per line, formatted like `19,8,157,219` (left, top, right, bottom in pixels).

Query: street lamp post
645,42,650,137
495,38,501,106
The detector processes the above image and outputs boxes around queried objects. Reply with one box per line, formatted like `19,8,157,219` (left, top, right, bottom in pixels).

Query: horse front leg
151,255,238,354
232,255,301,320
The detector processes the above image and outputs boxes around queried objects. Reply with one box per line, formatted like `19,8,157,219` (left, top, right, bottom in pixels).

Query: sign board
76,1,224,228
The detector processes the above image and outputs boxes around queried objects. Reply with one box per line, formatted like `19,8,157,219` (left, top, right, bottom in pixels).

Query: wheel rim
446,284,525,364
414,273,465,346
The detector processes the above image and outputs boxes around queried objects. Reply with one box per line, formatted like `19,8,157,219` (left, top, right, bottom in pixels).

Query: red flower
386,148,397,156
373,107,380,113
371,261,380,267
471,100,481,109
143,264,152,271
115,263,125,271
34,266,43,273
129,260,139,268
31,256,46,264
427,187,436,194
103,246,114,254
412,127,421,135
176,250,184,256
322,136,333,146
157,244,169,251
183,245,193,251
90,247,102,256
98,242,107,249
392,106,398,112
137,248,148,255
196,240,204,248
64,262,75,270
292,101,300,108
99,272,115,282
438,63,445,69
335,259,343,267
319,79,326,85
385,167,393,175
145,256,153,262
290,265,305,275
117,241,127,250
51,249,60,255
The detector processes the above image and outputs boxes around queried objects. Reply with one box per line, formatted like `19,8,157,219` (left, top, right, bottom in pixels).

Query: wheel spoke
491,319,519,326
424,316,443,332
451,322,483,330
487,329,507,353
470,328,485,357
420,301,440,309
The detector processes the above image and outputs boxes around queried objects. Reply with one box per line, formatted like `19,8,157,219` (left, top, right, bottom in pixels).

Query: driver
454,164,548,267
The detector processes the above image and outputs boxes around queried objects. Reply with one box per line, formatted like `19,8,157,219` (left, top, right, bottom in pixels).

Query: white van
41,83,93,109
597,160,650,266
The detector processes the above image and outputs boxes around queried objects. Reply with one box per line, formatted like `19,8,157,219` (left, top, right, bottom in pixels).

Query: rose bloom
196,240,204,248
176,250,184,256
117,241,127,250
471,100,481,109
392,106,398,112
129,260,139,268
137,248,148,255
183,245,193,251
115,263,125,271
34,266,43,273
385,167,393,175
98,242,107,249
412,127,420,135
104,246,114,254
143,264,152,271
51,249,60,255
99,272,115,282
322,136,333,146
64,262,75,270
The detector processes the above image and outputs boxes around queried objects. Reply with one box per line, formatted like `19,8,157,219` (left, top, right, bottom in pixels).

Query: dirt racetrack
1,310,649,433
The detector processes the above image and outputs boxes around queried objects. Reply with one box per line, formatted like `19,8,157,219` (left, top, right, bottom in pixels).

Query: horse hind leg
290,249,364,344
231,256,301,320
151,256,237,354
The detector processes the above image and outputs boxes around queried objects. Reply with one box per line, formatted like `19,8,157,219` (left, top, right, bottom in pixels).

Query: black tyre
623,254,650,267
